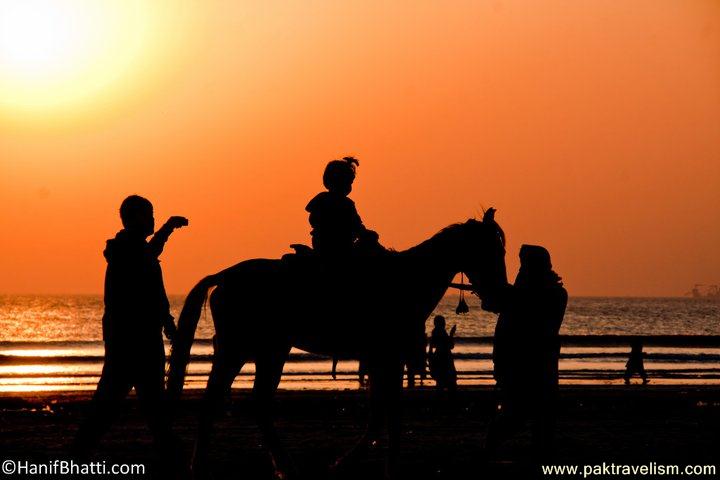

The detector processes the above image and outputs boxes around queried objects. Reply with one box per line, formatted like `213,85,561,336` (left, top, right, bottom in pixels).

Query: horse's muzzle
480,297,502,313
479,284,511,313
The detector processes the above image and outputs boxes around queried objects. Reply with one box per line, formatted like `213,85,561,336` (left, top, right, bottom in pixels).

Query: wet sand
1,386,719,479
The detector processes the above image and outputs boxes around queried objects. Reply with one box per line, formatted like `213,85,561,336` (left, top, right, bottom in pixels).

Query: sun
0,1,93,79
0,0,185,118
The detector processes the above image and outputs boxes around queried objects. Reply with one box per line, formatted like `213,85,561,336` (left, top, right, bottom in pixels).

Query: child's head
433,315,446,329
323,156,359,195
119,195,154,237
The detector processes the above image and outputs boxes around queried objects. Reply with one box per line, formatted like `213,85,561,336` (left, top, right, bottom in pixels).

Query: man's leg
73,359,132,455
532,386,558,460
623,365,632,384
484,384,528,455
133,345,178,460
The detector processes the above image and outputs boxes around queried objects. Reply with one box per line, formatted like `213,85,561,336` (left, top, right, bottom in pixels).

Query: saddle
280,244,315,267
280,244,325,283
280,238,387,282
288,243,314,256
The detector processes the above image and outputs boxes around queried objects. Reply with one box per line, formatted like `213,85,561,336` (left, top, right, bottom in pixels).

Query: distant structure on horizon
687,284,720,299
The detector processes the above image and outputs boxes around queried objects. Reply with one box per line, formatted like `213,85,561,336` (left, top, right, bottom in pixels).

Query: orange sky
1,0,718,296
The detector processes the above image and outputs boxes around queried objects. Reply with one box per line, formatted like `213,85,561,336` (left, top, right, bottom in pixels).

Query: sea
0,294,718,392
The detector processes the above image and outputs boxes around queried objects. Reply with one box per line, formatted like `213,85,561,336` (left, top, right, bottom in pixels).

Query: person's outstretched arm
148,216,188,257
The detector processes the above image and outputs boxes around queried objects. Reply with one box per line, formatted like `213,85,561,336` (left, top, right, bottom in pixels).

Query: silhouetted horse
167,218,507,478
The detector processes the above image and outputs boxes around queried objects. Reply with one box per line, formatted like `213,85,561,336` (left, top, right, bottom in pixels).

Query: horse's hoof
273,469,289,480
384,460,399,480
270,453,297,480
328,460,341,477
190,459,213,480
328,457,351,480
190,470,214,480
329,455,350,474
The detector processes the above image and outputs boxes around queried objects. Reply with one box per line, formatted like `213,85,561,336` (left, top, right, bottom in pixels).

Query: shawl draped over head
516,244,563,288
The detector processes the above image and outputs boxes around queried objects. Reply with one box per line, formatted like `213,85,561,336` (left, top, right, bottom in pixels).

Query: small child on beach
306,156,374,257
428,315,457,392
74,195,187,462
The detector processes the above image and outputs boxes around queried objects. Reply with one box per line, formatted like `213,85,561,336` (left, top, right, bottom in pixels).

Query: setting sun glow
0,0,191,117
0,1,718,297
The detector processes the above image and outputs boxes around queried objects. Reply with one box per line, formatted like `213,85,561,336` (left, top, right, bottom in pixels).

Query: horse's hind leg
331,357,404,479
253,348,291,480
193,353,244,477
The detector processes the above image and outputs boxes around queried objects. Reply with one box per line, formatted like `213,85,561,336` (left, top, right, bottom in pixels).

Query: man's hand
149,217,188,257
166,216,189,230
164,319,178,344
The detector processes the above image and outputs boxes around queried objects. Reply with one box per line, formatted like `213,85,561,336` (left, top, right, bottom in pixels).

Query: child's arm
349,201,381,244
149,216,188,257
346,200,366,234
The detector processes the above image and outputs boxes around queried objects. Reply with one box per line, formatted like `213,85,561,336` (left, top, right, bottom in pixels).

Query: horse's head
456,218,508,313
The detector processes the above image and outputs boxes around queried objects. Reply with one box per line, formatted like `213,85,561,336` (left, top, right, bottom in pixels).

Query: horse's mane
398,219,484,257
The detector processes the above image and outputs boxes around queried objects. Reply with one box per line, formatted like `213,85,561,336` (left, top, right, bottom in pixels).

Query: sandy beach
1,386,718,479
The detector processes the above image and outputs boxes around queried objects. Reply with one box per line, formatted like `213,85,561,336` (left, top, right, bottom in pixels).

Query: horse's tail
166,273,220,402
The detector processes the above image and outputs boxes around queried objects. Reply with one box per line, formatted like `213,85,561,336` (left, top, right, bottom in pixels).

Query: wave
2,334,720,349
3,352,720,366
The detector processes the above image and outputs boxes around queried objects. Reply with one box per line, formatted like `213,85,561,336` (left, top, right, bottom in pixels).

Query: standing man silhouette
74,195,187,464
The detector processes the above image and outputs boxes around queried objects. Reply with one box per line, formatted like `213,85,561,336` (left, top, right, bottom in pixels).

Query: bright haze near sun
0,0,196,118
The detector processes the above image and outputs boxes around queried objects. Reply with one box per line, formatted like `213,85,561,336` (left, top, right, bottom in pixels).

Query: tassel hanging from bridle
455,272,470,314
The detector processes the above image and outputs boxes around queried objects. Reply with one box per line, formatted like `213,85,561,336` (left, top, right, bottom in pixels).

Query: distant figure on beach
405,327,428,388
74,195,187,463
305,156,379,258
485,239,567,458
624,339,649,385
428,315,457,392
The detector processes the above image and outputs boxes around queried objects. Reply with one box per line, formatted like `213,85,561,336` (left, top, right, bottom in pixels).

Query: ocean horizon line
0,293,705,299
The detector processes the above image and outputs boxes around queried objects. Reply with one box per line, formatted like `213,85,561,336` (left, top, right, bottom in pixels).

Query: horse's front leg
254,349,293,480
331,357,404,478
330,384,384,474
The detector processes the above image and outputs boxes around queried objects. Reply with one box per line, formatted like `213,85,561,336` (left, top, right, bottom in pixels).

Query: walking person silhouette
74,195,187,468
624,339,649,384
